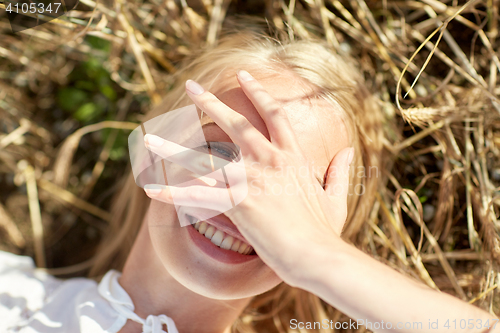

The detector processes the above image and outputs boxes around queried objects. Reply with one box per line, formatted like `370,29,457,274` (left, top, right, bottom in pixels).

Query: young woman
0,31,497,333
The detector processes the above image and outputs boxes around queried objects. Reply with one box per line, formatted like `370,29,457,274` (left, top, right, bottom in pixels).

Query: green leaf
100,85,117,101
85,35,111,53
109,147,126,161
74,103,99,122
57,88,88,112
75,80,96,91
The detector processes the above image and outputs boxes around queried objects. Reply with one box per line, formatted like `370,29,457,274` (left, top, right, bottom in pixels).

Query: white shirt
0,251,178,333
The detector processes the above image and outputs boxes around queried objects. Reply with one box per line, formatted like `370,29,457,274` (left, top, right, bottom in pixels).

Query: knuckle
230,115,251,131
246,166,261,179
197,155,213,173
199,97,217,112
269,152,287,166
187,188,203,202
270,105,287,119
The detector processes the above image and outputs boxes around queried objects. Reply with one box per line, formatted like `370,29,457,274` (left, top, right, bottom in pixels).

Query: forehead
200,69,349,170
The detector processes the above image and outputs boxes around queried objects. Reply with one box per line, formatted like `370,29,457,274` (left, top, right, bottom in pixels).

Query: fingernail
144,134,164,147
346,147,354,166
144,184,163,195
186,80,205,95
237,70,254,82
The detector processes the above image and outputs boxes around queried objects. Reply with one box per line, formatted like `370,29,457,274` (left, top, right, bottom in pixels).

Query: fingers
185,80,271,153
144,184,236,212
144,184,173,202
236,70,299,151
323,147,354,229
144,134,235,183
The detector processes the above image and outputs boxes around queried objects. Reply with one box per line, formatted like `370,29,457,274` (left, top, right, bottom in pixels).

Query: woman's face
147,68,349,300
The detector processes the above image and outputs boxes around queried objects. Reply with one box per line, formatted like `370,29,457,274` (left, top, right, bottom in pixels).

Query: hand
143,70,354,284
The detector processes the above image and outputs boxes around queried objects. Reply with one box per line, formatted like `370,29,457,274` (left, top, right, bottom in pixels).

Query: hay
0,0,499,323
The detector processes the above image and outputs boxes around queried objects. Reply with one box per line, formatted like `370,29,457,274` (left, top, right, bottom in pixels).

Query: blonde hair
89,29,386,332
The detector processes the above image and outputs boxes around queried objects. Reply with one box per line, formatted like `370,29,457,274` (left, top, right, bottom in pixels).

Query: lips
182,209,258,264
184,211,252,246
189,218,255,255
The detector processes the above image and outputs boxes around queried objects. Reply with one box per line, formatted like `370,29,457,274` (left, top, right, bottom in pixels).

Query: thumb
324,147,354,197
323,147,354,228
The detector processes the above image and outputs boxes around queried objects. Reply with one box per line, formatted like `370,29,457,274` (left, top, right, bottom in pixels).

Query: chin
147,203,283,300
169,256,283,300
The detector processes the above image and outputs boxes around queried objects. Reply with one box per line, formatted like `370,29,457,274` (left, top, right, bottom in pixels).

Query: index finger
185,79,272,154
236,70,300,151
144,134,246,184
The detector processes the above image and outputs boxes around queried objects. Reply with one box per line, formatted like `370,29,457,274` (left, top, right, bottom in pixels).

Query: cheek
147,200,188,278
147,200,179,227
146,201,283,299
147,200,184,260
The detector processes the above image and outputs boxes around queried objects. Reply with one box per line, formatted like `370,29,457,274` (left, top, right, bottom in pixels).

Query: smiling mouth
186,214,256,255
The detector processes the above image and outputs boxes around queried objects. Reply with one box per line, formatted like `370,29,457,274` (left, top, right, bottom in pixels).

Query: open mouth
186,214,256,255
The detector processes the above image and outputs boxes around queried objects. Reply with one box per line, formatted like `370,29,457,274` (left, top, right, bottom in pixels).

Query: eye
204,141,240,162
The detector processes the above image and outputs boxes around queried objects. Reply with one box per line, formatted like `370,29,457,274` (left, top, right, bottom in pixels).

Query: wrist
284,232,347,288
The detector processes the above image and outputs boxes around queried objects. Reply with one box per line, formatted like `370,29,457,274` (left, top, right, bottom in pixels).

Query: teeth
220,236,233,250
210,230,224,246
231,240,241,252
198,222,207,234
204,226,215,239
238,242,248,254
189,215,254,255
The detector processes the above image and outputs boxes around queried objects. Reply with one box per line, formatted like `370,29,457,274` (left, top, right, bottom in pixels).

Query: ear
323,147,354,233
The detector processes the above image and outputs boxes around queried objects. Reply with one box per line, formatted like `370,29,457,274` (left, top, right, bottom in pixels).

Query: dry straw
0,0,499,329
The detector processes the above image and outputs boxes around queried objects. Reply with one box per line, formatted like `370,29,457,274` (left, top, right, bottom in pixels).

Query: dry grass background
0,0,499,326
